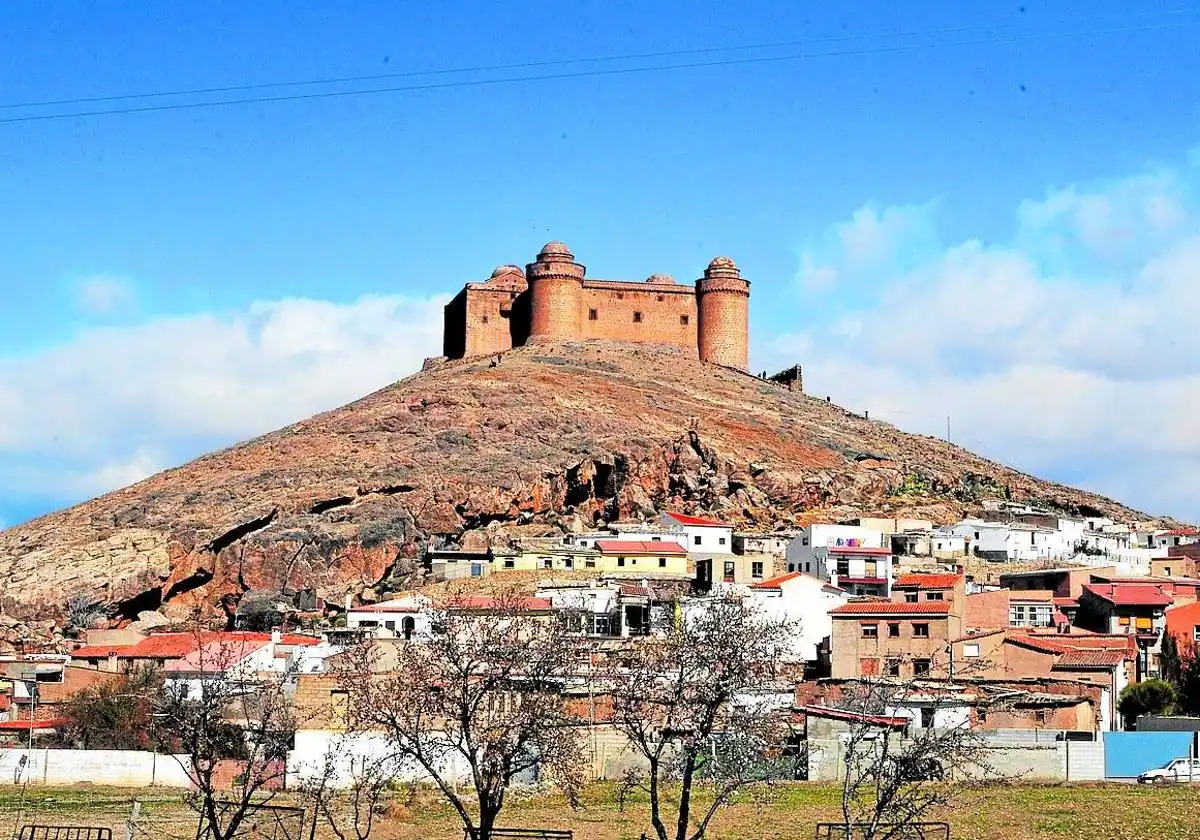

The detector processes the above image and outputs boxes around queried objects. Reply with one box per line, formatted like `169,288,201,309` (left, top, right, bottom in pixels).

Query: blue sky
3,2,1200,528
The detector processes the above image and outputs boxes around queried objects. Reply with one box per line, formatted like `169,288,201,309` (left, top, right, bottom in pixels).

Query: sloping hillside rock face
0,341,1155,630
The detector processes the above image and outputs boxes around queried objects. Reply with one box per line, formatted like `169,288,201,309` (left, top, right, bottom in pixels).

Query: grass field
0,782,1198,840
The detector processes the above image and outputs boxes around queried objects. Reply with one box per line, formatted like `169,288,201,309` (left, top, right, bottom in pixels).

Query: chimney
344,593,353,612
106,649,117,672
271,629,282,644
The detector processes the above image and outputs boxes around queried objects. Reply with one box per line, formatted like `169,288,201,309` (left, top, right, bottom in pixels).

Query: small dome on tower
708,256,737,270
490,265,523,279
538,241,573,259
645,274,675,284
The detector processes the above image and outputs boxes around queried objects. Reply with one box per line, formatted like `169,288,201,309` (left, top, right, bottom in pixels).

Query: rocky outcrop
0,341,1161,632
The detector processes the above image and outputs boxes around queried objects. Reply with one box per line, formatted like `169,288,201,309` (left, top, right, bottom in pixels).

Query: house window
752,561,764,579
588,308,598,320
974,531,980,540
1035,709,1048,725
913,658,931,675
633,311,643,323
719,537,727,546
920,707,935,729
384,620,396,631
1165,567,1172,576
651,536,661,541
564,557,574,569
886,659,901,677
926,592,944,601
788,563,795,572
694,536,702,546
905,592,918,603
862,624,879,638
680,314,689,325
723,561,736,582
977,706,988,723
963,643,980,658
802,537,810,546
805,562,811,572
585,560,596,568
617,557,626,567
503,559,515,569
888,623,901,638
543,558,552,569
402,616,415,641
836,560,850,576
913,623,930,638
1193,625,1200,642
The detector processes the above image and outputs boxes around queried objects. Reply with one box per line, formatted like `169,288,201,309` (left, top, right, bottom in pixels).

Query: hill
0,340,1155,633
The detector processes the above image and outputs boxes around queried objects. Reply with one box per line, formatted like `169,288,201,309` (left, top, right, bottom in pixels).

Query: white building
534,580,653,637
345,596,431,640
660,512,733,552
744,572,849,663
562,523,687,551
784,524,884,574
784,525,892,596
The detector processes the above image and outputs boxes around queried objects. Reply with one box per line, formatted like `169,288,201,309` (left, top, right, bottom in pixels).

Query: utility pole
946,415,951,443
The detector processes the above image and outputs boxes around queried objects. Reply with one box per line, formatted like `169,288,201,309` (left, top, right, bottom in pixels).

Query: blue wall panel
1104,731,1194,778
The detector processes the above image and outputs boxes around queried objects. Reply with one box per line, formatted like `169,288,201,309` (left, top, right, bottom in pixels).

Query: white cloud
795,200,940,290
71,447,165,497
768,151,1200,520
75,274,135,315
0,292,447,506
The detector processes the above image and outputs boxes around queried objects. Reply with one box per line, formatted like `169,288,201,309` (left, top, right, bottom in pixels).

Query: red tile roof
894,573,962,589
664,512,729,528
830,601,952,616
1082,583,1173,607
1163,528,1200,537
751,571,803,589
595,540,688,555
1053,596,1079,608
801,705,909,728
0,718,67,731
1053,650,1128,669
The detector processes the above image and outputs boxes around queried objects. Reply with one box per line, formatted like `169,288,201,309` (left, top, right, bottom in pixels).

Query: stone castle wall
443,242,748,368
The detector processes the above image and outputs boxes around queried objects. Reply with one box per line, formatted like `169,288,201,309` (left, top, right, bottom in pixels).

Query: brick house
828,600,960,679
891,573,965,607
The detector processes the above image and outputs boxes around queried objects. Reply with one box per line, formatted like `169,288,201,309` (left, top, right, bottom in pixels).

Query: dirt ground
1,781,1198,840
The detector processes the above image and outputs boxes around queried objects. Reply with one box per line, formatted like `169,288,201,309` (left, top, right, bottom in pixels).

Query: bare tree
338,589,588,840
297,741,396,840
154,633,303,840
607,598,801,840
828,672,1006,840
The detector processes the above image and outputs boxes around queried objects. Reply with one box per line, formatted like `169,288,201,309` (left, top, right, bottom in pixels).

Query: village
4,500,1200,803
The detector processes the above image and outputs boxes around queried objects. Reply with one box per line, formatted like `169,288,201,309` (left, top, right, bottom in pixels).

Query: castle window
680,314,689,325
633,311,643,323
656,294,664,302
588,308,598,321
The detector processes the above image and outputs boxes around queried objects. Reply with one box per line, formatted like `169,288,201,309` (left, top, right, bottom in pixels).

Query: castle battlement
442,242,750,370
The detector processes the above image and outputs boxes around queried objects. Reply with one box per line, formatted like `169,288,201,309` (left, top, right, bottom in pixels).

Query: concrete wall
0,749,193,787
804,735,1104,783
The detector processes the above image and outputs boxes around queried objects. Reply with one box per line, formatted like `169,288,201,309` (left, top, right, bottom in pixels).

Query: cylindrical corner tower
526,241,585,343
696,256,750,370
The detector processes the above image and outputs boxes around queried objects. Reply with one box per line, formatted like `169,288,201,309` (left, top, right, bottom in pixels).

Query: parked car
1137,758,1200,784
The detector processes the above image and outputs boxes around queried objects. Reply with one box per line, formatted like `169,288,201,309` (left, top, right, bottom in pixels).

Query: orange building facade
442,242,750,370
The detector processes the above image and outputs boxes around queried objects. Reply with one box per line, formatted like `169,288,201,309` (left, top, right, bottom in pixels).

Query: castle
443,242,750,370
